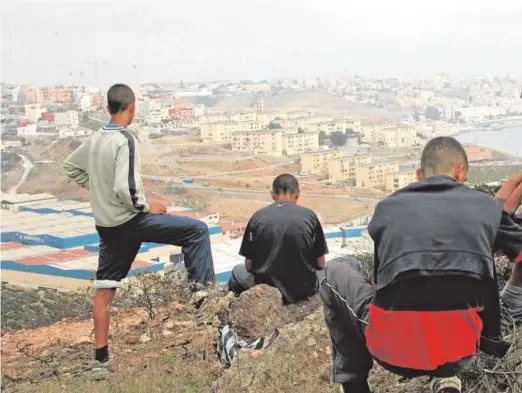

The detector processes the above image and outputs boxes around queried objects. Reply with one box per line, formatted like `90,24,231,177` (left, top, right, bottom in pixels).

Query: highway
143,174,382,204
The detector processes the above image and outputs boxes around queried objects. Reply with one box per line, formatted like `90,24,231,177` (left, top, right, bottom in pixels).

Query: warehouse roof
0,192,56,205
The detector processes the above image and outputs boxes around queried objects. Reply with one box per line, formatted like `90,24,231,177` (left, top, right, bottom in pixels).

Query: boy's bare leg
94,289,116,349
91,288,116,380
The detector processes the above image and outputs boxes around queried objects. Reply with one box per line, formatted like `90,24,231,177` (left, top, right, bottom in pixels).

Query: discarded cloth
217,324,279,367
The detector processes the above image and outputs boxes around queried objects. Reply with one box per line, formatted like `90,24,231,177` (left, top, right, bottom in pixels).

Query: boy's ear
416,168,424,181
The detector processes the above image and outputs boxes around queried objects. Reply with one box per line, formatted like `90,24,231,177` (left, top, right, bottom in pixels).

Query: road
7,154,34,195
143,174,382,204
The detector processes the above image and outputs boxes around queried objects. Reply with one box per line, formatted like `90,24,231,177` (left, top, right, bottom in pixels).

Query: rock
306,337,317,346
164,338,191,348
125,334,140,345
229,284,284,340
164,320,175,330
163,366,173,374
149,320,160,329
250,350,264,360
162,330,173,337
158,306,169,315
212,316,221,327
174,321,193,328
193,290,210,304
73,336,91,346
139,333,151,343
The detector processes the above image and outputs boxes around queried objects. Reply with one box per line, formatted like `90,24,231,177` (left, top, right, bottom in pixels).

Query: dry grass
2,260,521,393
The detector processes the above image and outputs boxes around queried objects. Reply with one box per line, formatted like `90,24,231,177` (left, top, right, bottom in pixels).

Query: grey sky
2,0,522,86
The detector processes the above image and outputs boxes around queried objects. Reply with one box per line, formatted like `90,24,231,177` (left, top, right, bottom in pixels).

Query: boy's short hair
107,84,135,115
421,137,468,175
272,174,300,195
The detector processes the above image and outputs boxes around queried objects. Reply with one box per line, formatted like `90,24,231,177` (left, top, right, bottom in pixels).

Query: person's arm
239,218,256,272
504,183,522,216
495,173,522,214
312,214,329,269
113,135,150,214
63,139,90,189
493,210,522,263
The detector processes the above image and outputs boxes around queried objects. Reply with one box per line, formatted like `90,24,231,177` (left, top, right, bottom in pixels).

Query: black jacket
368,175,522,356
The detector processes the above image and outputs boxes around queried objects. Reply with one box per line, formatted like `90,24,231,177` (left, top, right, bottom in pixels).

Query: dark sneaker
340,381,372,393
91,359,110,381
429,376,461,393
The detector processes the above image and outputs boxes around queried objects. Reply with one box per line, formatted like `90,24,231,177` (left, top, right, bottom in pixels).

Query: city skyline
2,0,522,85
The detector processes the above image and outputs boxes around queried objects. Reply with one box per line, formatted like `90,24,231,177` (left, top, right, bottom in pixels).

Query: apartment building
301,149,344,175
54,111,79,128
20,85,37,103
355,162,400,188
327,155,373,182
169,107,195,121
232,130,283,155
314,118,362,134
17,124,39,137
283,132,320,155
385,170,417,192
1,139,23,150
382,125,417,147
139,99,169,125
59,129,91,139
360,122,395,143
79,94,100,112
55,85,72,103
199,111,258,125
231,130,319,156
25,104,46,123
38,87,55,105
201,120,263,142
273,115,333,130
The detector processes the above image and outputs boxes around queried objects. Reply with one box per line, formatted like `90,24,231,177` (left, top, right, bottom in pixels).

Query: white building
58,129,91,139
24,104,46,123
11,85,21,102
79,95,95,112
54,111,79,128
1,139,23,150
139,99,167,125
17,124,38,137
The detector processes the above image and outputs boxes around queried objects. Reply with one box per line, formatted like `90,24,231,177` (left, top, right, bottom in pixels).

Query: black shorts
94,213,215,289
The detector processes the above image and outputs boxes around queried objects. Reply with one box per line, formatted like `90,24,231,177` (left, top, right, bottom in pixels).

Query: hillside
2,254,521,393
15,138,88,197
212,90,407,120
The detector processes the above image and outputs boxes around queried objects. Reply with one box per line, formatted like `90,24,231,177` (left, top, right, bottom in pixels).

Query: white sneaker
91,359,111,381
429,376,461,393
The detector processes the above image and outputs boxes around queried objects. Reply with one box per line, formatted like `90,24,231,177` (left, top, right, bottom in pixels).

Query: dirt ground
3,278,520,393
164,188,373,224
16,135,377,224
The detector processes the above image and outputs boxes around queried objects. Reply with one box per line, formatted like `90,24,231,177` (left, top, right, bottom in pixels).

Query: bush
1,285,93,331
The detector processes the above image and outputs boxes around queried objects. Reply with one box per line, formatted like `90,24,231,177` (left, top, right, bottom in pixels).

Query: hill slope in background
212,90,407,120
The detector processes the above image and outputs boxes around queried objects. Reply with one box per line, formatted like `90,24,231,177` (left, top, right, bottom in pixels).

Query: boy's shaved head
107,84,135,115
420,137,468,177
272,174,300,195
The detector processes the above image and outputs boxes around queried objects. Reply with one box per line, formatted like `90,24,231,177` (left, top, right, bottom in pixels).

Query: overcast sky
2,0,522,86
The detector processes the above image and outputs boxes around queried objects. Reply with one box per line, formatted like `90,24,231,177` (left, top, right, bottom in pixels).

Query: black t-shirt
239,201,328,303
